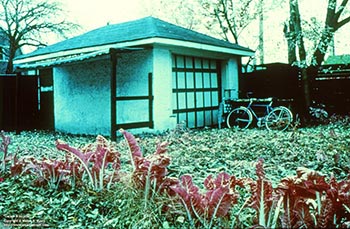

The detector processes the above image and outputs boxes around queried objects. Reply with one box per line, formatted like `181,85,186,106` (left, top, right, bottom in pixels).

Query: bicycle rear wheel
226,107,253,129
265,106,293,131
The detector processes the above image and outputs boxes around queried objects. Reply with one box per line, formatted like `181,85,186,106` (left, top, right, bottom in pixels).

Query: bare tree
201,0,259,44
284,0,350,114
200,0,285,65
0,0,79,73
148,0,205,31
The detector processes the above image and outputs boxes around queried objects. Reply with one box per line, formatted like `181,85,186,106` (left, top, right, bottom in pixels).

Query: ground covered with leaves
0,117,350,228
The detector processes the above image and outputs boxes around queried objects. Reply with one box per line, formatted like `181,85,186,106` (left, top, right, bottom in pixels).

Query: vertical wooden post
237,58,243,98
15,72,20,134
110,48,117,141
148,72,154,128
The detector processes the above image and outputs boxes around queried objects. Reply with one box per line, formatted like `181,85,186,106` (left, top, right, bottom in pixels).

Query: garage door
172,55,221,128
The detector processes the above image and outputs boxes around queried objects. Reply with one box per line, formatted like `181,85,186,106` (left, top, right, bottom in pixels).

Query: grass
1,117,350,228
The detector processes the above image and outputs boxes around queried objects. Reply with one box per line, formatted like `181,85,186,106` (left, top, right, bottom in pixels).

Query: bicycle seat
249,97,273,102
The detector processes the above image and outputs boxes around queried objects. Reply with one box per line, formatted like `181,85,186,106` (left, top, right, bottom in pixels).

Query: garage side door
172,55,221,128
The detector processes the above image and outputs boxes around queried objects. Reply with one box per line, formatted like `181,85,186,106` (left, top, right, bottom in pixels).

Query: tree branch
336,15,350,29
333,0,348,22
0,0,80,73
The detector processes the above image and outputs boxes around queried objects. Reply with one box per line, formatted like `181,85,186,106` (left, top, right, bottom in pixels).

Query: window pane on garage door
195,72,203,88
211,73,218,88
186,72,194,88
172,55,221,128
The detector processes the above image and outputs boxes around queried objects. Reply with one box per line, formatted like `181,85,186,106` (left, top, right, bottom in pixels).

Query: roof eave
14,37,254,65
152,37,254,56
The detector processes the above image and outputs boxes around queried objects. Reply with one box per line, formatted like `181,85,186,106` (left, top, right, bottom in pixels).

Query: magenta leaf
56,139,93,165
170,174,203,216
120,129,173,194
120,129,142,158
171,172,241,226
10,154,25,177
247,158,275,227
204,172,241,218
0,131,11,173
56,135,121,190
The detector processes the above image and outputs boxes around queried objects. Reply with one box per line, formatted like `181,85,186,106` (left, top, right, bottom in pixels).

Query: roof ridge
144,16,238,47
145,16,160,37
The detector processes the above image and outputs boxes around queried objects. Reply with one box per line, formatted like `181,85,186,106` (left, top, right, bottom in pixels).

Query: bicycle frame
245,98,274,126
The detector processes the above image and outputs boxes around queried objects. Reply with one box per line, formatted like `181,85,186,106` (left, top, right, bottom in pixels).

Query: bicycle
225,97,293,131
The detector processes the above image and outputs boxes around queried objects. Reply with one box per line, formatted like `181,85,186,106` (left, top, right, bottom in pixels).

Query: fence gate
115,73,153,129
110,49,153,141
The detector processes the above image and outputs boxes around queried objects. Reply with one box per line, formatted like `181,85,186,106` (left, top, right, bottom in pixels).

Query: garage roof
15,16,254,67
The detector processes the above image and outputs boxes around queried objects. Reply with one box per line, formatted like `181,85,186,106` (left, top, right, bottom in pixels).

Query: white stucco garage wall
54,59,111,135
152,47,177,130
222,58,239,99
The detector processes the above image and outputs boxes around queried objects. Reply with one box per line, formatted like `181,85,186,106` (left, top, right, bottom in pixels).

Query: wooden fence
240,63,350,115
313,64,350,114
0,74,39,131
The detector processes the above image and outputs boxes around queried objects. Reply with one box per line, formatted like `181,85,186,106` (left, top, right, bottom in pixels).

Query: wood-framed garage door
172,55,221,128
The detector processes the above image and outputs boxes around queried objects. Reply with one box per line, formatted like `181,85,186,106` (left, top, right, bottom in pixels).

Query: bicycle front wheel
265,106,293,131
226,107,253,129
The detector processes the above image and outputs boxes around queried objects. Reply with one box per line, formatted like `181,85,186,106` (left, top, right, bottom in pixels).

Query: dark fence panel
0,75,16,130
240,63,300,99
313,64,350,114
0,74,39,131
241,63,350,115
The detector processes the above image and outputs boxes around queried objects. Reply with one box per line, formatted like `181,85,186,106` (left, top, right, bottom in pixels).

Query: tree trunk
258,0,264,64
6,46,16,74
289,0,312,122
300,68,311,117
6,53,14,74
283,21,297,65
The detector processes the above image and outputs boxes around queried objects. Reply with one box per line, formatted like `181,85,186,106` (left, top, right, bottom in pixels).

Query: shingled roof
16,16,253,61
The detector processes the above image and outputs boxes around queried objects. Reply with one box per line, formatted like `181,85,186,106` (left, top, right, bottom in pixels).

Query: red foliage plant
26,156,73,188
0,130,11,174
6,153,84,189
56,135,121,191
119,129,178,194
247,158,276,228
1,131,23,182
10,154,26,177
170,171,244,226
276,167,350,228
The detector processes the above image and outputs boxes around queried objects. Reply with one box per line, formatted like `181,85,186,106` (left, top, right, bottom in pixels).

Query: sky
59,0,152,32
39,0,350,64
